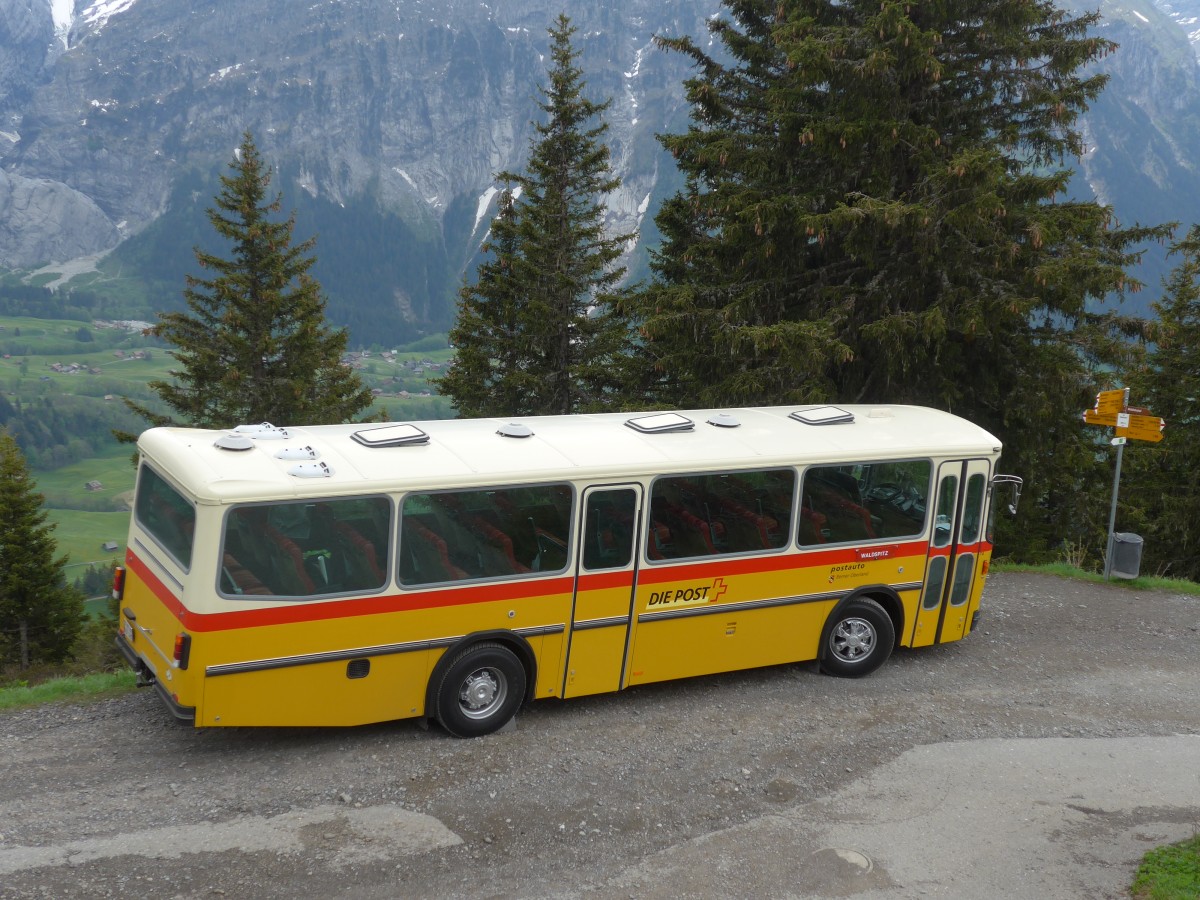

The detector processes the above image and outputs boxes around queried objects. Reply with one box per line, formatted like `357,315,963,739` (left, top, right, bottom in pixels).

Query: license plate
123,620,134,642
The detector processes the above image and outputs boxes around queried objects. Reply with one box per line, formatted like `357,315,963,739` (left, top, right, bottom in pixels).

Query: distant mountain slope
1,0,1198,340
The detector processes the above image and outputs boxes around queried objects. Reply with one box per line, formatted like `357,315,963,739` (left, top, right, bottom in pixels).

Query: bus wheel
434,642,526,738
820,598,894,678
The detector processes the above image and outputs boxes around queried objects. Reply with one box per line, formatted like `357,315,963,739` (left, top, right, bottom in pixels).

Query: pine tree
437,192,543,417
0,429,84,669
127,132,372,430
437,15,634,417
618,0,1166,559
1123,225,1200,579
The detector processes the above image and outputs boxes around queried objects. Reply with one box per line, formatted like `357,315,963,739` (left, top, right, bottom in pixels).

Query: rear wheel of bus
433,642,527,738
819,597,894,678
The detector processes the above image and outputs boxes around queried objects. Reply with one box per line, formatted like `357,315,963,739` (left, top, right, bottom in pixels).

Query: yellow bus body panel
200,650,433,727
562,581,634,698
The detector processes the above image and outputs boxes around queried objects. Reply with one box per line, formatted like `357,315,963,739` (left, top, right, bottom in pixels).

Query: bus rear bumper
115,636,197,724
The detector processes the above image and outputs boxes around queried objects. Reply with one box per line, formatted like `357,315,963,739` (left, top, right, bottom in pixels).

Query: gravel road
1,572,1197,899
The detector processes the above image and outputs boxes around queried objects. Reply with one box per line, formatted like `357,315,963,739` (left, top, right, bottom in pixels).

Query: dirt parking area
1,572,1197,899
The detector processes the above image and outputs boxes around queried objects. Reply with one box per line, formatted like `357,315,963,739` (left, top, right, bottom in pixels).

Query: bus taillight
174,632,192,670
111,565,126,600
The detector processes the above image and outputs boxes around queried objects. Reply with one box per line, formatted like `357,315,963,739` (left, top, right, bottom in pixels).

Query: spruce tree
1123,225,1200,580
437,15,634,417
128,132,372,430
0,429,83,669
437,192,543,417
619,0,1166,560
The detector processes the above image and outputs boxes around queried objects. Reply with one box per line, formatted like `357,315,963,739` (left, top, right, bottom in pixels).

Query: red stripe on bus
128,538,932,634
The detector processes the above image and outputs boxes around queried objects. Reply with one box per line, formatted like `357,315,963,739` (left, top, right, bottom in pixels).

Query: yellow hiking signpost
1081,388,1168,579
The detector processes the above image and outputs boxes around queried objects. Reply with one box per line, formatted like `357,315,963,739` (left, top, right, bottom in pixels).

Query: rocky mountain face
0,0,714,341
1,0,1198,341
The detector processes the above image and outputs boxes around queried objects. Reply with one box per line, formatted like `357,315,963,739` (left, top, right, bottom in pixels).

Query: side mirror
992,474,1023,515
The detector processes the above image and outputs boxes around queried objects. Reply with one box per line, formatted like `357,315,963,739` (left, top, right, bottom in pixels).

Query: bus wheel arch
819,593,897,678
427,633,535,738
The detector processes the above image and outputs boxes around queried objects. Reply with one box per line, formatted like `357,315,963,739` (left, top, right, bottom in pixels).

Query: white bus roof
137,405,1002,504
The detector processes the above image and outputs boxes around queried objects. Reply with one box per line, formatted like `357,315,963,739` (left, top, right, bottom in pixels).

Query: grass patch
1132,833,1200,900
35,448,137,506
0,670,137,712
46,509,130,569
992,561,1200,596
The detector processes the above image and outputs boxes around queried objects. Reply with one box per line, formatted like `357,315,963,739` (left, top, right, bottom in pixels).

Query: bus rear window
220,497,391,598
134,465,196,569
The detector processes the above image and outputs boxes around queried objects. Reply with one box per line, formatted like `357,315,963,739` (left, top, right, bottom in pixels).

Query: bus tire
433,642,526,738
819,597,894,678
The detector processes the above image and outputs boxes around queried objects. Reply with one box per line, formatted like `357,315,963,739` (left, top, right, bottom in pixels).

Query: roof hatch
625,412,694,434
351,423,430,447
790,406,855,426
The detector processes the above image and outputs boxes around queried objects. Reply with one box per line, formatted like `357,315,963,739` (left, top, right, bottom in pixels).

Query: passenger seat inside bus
400,519,468,584
223,510,317,596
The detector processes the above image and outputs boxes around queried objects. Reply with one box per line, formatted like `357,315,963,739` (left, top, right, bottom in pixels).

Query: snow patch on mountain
80,0,140,29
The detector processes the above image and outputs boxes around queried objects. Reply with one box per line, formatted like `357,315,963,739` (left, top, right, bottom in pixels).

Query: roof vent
234,422,290,440
274,445,319,461
706,413,740,428
351,423,430,447
288,461,333,478
625,412,695,434
790,406,855,426
496,422,534,438
214,434,254,451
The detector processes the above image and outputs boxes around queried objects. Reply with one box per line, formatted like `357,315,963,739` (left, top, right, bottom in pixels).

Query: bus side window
400,484,572,586
648,469,793,561
220,497,391,598
801,460,932,546
583,490,636,570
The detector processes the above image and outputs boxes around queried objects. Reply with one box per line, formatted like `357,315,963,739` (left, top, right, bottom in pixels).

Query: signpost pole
1103,439,1125,580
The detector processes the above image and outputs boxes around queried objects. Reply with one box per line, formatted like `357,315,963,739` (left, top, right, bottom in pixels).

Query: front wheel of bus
819,598,894,678
434,642,526,738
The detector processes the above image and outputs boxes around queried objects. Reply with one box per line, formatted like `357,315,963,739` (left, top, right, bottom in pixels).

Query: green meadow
0,313,453,570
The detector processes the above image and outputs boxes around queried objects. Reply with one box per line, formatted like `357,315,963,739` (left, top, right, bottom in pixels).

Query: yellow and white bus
115,405,1019,736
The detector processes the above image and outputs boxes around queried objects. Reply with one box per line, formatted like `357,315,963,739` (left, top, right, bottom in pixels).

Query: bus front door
561,485,642,699
911,459,991,647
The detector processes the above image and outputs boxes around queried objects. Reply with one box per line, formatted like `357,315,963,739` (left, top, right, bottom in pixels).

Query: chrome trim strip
571,615,631,631
638,583,924,624
135,623,174,669
206,623,566,677
132,536,185,591
639,591,843,623
206,636,460,676
512,623,566,638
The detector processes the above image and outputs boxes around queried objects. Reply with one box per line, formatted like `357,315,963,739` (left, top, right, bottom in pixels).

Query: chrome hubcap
831,616,876,663
459,668,506,720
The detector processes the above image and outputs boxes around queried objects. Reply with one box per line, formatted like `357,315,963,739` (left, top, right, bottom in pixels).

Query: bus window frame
643,466,797,565
396,481,577,590
216,494,395,602
133,462,197,573
796,457,934,550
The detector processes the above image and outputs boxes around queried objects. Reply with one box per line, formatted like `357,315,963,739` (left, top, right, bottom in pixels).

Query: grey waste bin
1110,532,1143,579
